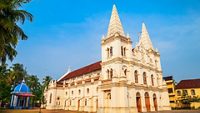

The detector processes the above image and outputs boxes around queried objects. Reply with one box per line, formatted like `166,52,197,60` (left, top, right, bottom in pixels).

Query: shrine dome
13,80,30,93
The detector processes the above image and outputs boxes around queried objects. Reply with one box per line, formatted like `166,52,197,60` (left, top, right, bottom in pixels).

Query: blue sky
12,0,200,82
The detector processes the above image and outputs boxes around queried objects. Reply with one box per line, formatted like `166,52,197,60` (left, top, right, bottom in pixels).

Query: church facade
44,5,171,113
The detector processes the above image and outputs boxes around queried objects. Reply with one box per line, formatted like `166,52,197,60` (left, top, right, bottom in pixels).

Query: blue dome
13,80,30,93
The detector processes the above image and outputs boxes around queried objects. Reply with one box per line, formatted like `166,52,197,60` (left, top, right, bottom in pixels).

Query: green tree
26,75,42,106
42,76,52,91
41,76,52,104
0,63,53,108
0,0,33,65
8,63,27,86
0,63,28,107
0,64,11,107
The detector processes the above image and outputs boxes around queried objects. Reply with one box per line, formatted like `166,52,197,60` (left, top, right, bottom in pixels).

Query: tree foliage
41,76,52,104
42,76,52,91
0,64,11,105
0,0,33,65
26,75,42,101
0,63,52,108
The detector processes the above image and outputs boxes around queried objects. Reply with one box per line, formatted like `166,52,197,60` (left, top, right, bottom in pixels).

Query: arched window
155,60,158,67
143,72,147,85
145,92,149,97
124,69,127,76
107,69,110,79
110,47,113,56
78,89,81,95
151,74,154,86
96,87,98,92
121,46,124,56
107,93,111,99
71,90,74,95
124,47,126,56
153,93,156,99
177,90,181,96
49,93,52,103
85,99,87,106
150,58,153,63
66,91,68,95
191,89,195,95
110,68,113,79
136,92,140,97
183,90,188,96
107,48,110,58
65,100,67,107
87,88,90,94
134,70,138,83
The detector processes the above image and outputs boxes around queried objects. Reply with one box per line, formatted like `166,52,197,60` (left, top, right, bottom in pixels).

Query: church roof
176,79,200,89
58,61,101,82
13,80,31,93
107,4,124,37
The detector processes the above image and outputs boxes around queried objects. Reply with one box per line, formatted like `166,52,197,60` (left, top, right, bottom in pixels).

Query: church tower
136,23,162,69
99,5,133,113
101,4,132,81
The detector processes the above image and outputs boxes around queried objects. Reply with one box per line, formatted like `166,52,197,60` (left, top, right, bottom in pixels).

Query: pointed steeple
107,4,125,37
138,23,154,50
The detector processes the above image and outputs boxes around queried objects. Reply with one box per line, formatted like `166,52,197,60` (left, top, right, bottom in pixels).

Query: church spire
138,22,154,50
107,4,125,37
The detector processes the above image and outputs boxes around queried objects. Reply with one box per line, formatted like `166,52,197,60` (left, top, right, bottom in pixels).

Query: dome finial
22,78,25,83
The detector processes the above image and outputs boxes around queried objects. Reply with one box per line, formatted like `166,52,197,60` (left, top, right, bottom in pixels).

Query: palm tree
41,76,52,105
0,64,10,107
0,0,33,65
26,75,42,107
42,76,52,90
8,63,28,85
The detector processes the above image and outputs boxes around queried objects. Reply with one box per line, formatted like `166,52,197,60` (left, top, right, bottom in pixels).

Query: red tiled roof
176,79,200,89
58,61,101,82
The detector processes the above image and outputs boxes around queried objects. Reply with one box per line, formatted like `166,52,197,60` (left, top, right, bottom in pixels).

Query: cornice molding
102,57,162,73
101,34,132,45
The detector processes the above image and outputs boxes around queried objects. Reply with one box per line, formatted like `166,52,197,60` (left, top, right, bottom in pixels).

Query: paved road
38,109,200,113
145,110,200,113
1,109,200,113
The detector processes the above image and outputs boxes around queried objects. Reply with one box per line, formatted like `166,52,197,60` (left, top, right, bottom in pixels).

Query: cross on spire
107,4,125,37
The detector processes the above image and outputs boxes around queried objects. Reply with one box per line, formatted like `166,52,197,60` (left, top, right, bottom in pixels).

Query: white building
44,5,171,113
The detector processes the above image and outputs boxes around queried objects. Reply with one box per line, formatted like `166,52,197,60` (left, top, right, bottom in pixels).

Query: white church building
44,5,171,113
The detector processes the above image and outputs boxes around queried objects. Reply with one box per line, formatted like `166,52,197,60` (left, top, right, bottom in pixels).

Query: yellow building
164,77,200,109
163,76,176,107
175,79,200,109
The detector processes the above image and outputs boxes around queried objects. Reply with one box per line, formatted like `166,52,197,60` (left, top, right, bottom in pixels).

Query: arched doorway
136,92,142,112
69,100,71,106
145,92,150,111
64,99,70,110
78,100,80,110
153,94,158,111
64,99,67,109
96,98,98,110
